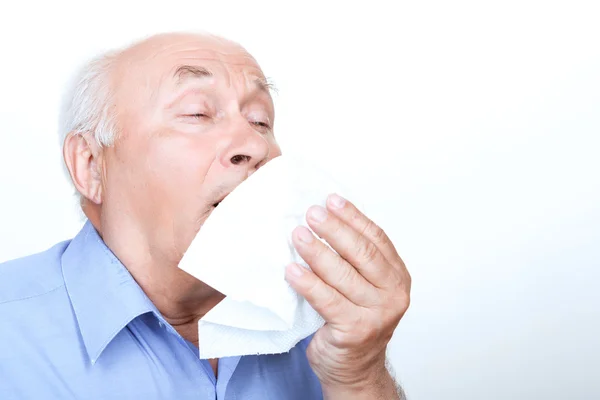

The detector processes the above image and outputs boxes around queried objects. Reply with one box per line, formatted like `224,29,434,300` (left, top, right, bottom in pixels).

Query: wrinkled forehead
114,35,266,100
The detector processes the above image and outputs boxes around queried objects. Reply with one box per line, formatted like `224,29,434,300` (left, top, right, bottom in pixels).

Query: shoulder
0,240,71,305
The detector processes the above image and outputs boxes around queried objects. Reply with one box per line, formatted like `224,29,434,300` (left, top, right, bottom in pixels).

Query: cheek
145,135,215,198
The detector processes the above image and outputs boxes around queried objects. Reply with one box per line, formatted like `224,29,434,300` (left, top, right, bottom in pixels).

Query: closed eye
251,121,271,129
186,113,209,119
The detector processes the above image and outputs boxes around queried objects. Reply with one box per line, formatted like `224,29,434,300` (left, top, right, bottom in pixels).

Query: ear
63,132,104,205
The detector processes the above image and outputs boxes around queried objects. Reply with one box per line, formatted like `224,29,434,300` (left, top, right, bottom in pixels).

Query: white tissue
178,155,355,359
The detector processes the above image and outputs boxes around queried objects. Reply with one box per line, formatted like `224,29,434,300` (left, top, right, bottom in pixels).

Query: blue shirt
0,221,322,399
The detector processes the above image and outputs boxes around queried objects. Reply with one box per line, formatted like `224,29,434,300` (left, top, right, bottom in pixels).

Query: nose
219,120,271,175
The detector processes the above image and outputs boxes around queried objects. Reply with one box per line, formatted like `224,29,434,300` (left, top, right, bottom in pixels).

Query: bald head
60,32,266,146
61,31,281,267
107,33,269,141
119,32,250,61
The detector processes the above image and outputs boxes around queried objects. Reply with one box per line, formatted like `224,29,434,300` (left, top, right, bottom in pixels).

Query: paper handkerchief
178,155,355,359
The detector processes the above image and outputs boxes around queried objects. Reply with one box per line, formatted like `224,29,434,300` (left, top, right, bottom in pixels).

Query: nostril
230,154,251,165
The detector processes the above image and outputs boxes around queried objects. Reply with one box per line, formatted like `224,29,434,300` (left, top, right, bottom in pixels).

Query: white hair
59,50,121,149
58,49,122,205
57,32,245,206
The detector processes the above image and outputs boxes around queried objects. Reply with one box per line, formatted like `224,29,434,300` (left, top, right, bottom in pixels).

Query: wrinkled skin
63,33,410,399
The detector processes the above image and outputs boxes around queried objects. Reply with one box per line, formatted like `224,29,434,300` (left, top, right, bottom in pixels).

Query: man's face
101,34,281,262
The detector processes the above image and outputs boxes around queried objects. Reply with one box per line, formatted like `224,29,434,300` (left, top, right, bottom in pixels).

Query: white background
1,1,599,399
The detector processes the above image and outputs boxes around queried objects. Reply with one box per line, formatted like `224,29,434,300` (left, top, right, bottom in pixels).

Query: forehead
118,35,266,90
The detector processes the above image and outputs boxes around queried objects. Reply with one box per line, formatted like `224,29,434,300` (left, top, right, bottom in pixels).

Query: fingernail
297,226,314,243
329,193,346,209
309,206,328,223
287,263,305,277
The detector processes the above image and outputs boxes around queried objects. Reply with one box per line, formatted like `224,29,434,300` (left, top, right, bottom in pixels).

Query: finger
291,225,378,306
305,205,394,289
326,194,407,271
284,262,352,324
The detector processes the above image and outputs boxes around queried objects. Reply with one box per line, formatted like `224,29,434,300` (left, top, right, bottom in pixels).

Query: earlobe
63,132,104,205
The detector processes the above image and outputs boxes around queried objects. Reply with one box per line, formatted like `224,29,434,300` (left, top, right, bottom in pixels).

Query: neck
85,205,224,347
132,265,225,347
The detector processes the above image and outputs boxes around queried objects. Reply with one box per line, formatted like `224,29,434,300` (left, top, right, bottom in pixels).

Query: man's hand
285,194,411,399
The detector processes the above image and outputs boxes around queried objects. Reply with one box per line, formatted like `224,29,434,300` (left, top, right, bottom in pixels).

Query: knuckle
360,218,389,246
392,290,411,316
390,267,409,289
360,241,379,263
405,271,412,289
404,294,411,311
336,259,355,285
305,277,322,299
370,221,388,245
358,218,372,236
316,286,339,311
394,269,412,298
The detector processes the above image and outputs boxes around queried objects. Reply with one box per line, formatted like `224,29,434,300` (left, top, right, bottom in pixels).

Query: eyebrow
174,65,213,83
254,77,278,95
173,64,277,95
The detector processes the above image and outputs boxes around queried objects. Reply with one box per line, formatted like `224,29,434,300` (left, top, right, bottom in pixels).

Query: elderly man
0,33,410,399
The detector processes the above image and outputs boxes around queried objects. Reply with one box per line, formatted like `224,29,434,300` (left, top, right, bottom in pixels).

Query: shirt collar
61,220,158,365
